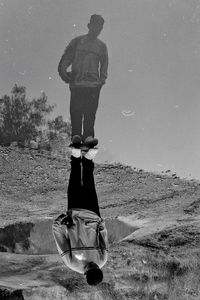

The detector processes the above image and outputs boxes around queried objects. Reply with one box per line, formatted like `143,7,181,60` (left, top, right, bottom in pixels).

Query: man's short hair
85,264,103,285
89,14,104,25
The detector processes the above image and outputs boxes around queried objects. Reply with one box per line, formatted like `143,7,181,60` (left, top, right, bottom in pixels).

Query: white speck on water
28,6,33,15
19,71,26,76
157,163,163,168
122,110,135,117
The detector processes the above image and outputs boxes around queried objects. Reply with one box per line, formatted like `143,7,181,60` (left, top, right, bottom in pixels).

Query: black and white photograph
0,1,200,299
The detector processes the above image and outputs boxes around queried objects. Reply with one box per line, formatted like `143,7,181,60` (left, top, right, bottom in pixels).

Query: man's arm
52,214,71,256
99,220,109,251
58,38,78,83
99,43,108,86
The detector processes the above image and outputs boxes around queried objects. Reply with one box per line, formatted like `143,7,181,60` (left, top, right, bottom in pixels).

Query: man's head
84,262,103,285
87,14,104,39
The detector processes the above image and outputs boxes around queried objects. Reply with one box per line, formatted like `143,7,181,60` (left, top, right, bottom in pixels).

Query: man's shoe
83,148,98,160
84,136,98,149
70,135,82,148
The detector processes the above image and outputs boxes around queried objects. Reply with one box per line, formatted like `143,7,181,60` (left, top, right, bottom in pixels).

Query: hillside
0,145,200,300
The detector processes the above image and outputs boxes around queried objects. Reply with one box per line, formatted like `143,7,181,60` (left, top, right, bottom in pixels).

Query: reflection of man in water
52,148,108,286
58,14,109,143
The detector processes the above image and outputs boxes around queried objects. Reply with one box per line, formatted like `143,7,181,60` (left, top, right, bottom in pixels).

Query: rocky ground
0,145,200,299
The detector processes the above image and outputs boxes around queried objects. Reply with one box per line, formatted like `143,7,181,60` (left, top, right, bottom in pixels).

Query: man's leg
70,88,84,139
82,87,101,141
81,156,101,217
67,156,82,210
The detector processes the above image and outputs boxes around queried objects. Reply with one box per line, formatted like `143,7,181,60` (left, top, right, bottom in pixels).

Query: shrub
0,85,54,147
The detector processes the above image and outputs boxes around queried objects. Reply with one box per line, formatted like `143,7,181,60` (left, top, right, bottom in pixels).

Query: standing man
58,14,109,148
52,147,108,285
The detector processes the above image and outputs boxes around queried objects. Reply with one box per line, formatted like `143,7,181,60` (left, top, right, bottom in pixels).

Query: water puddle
0,217,137,254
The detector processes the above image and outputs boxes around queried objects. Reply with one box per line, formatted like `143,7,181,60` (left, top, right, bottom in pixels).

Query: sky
0,0,200,180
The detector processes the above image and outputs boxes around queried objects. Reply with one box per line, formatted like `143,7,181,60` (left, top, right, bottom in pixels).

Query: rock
29,140,39,150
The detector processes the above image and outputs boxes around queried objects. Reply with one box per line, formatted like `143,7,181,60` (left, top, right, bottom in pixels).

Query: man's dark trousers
70,87,101,141
67,156,101,217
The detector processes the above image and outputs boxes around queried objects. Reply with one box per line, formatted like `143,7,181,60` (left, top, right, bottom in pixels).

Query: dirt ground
0,145,200,299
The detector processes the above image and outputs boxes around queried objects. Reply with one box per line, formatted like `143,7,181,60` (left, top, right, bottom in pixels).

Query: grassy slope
1,145,199,223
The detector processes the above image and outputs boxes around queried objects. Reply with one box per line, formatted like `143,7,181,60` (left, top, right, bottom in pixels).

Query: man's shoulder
97,38,107,48
68,35,85,45
75,34,86,40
